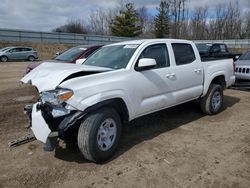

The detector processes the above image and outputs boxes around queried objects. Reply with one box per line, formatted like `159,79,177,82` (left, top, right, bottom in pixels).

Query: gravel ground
0,62,249,188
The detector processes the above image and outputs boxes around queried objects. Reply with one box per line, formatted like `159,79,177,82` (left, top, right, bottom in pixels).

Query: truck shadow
54,95,240,163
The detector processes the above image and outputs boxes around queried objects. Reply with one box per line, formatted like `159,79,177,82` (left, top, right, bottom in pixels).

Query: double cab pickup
21,39,235,163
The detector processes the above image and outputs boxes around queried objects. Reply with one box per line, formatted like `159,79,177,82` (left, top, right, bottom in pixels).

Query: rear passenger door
20,48,31,59
169,43,203,103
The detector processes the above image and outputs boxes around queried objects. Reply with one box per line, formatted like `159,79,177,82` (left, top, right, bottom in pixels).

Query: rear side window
172,43,196,65
220,45,226,52
21,48,32,51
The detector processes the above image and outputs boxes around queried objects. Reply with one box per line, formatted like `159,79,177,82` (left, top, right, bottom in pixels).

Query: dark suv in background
25,44,102,75
0,46,38,62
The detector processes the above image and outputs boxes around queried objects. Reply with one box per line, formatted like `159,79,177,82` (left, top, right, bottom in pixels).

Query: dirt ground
0,62,249,188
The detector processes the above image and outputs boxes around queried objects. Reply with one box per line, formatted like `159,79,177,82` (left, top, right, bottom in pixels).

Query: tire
28,56,35,61
78,108,122,163
0,56,8,62
200,84,223,115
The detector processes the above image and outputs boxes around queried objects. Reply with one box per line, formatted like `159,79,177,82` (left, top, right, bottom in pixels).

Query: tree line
52,0,250,40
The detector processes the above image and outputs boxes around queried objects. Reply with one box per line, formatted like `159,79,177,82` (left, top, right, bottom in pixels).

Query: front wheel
77,108,122,163
0,56,8,62
200,84,223,115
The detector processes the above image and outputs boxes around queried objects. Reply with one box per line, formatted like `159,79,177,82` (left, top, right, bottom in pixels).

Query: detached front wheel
200,84,223,115
77,108,122,163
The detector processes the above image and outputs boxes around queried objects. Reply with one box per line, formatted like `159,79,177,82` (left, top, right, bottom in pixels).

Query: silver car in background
234,50,250,86
0,46,38,62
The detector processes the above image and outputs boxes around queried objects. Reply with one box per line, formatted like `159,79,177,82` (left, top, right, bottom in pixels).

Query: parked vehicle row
25,45,102,75
0,46,38,62
21,39,235,163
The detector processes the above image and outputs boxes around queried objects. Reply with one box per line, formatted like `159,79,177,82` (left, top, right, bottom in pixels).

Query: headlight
41,88,73,106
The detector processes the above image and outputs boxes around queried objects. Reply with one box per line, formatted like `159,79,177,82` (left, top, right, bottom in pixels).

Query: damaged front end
24,88,85,151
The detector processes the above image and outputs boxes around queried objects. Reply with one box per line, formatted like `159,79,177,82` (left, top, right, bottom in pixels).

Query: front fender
66,89,134,120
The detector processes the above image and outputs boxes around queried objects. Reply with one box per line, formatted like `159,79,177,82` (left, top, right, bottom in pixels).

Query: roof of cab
106,38,191,47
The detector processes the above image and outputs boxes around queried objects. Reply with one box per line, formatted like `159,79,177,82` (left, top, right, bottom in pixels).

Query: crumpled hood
21,63,113,92
28,60,68,69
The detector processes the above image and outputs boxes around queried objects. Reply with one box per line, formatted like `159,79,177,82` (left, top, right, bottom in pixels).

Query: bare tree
169,0,188,38
242,11,250,39
190,6,209,40
207,1,243,40
89,8,111,35
224,1,242,39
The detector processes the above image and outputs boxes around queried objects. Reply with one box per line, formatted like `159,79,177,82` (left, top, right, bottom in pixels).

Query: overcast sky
0,0,249,32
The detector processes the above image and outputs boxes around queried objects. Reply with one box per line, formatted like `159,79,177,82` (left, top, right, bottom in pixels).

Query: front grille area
236,67,250,74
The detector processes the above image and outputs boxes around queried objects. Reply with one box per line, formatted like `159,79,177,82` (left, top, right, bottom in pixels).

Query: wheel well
211,75,226,89
85,98,129,124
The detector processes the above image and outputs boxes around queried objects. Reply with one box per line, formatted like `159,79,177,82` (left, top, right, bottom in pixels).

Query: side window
21,48,29,52
16,48,22,52
172,43,196,65
211,44,220,53
220,45,226,52
138,44,169,68
9,48,19,53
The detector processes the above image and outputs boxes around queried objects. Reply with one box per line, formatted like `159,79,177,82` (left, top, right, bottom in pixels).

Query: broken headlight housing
40,89,74,118
40,88,73,106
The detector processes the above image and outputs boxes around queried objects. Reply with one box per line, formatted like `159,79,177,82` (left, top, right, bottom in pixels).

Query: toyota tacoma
21,39,235,163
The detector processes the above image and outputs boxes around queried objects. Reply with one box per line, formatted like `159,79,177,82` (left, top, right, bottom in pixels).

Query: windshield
55,47,86,61
0,47,11,52
83,44,138,69
239,51,250,60
195,43,211,53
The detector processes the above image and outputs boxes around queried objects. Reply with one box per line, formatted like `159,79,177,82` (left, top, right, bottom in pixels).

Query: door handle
166,73,175,78
194,68,201,73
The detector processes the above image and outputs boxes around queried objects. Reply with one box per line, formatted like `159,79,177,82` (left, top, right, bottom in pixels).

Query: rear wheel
28,56,35,61
77,108,122,163
0,56,8,62
200,84,223,115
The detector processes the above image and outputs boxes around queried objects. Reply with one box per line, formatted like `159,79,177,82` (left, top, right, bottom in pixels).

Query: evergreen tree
154,0,170,38
110,3,142,37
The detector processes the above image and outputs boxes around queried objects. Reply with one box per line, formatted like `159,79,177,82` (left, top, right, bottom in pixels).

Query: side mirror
76,58,86,65
136,58,157,71
55,51,61,56
235,55,240,60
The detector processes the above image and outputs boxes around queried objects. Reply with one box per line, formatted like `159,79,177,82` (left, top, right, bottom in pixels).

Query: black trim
60,71,102,83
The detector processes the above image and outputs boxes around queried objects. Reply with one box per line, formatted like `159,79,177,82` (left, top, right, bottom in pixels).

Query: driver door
132,43,176,117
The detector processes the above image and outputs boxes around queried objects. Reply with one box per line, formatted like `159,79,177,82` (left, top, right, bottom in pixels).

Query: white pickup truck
21,39,235,163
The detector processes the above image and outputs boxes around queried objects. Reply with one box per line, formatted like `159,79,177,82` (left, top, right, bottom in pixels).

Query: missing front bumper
24,103,84,144
30,103,52,143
